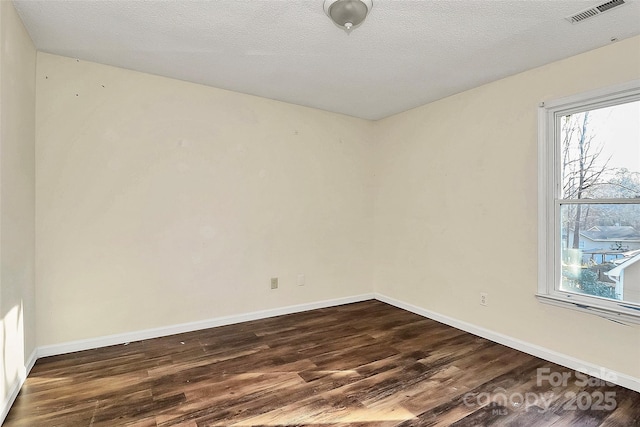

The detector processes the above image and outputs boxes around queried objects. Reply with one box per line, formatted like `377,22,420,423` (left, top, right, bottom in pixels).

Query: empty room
1,0,640,425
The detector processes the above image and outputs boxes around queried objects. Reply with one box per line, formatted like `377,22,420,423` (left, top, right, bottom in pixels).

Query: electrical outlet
480,292,488,306
297,274,305,286
270,277,278,290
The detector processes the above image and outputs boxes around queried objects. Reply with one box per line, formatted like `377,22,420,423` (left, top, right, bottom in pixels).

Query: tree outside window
559,100,640,302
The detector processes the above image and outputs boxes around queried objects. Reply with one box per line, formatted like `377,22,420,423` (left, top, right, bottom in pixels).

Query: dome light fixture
323,0,372,33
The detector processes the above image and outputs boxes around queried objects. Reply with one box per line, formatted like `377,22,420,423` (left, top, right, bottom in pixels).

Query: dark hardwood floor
5,300,640,426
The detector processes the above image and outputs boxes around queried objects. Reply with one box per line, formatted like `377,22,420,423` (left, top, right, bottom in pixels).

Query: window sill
536,293,640,325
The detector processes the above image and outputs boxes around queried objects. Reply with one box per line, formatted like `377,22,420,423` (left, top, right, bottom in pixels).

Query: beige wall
33,34,640,379
372,36,640,379
35,53,374,346
0,0,36,409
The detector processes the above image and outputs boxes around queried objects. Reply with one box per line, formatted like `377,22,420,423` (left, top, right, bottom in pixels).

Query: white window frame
537,80,640,324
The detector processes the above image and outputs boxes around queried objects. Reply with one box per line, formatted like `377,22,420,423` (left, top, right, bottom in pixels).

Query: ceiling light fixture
324,0,372,33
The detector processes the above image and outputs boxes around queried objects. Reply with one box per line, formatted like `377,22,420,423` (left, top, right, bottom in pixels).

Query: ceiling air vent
566,0,626,24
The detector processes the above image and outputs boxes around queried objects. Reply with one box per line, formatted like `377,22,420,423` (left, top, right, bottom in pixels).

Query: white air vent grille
566,0,626,23
597,0,625,12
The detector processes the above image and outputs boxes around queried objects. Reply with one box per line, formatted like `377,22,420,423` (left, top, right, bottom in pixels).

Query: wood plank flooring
5,300,640,426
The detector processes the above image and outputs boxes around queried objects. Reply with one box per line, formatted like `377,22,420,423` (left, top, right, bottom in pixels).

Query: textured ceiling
13,0,640,120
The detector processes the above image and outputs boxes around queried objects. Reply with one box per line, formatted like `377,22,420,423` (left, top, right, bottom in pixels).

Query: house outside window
538,81,640,323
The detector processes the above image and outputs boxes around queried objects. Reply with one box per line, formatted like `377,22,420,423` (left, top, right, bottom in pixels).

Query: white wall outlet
480,292,488,306
297,274,305,286
270,277,278,290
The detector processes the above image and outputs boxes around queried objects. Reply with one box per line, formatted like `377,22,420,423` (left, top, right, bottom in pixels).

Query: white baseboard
375,293,640,393
1,348,37,425
7,291,637,425
37,293,375,358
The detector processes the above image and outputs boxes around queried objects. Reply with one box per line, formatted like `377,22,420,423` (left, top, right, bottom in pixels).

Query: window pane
560,203,640,304
560,100,640,200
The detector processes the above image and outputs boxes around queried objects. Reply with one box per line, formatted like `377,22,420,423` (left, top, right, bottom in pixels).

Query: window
538,80,640,323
